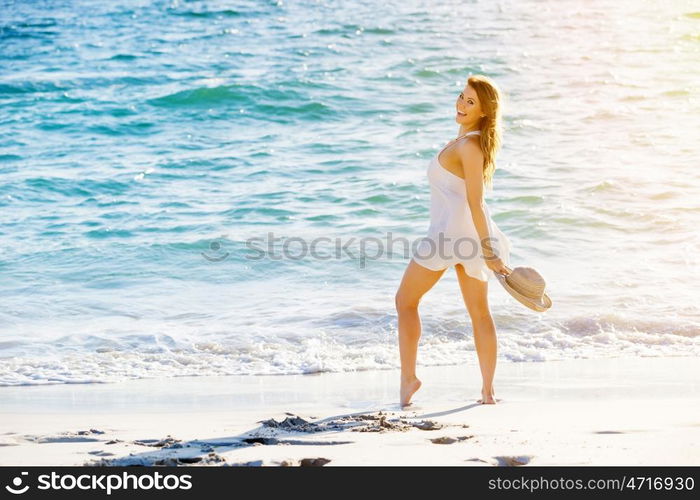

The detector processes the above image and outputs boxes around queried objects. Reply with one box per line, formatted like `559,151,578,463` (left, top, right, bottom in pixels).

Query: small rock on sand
154,452,226,466
411,420,442,431
133,436,182,448
243,437,279,445
494,455,532,466
430,437,457,444
77,429,105,435
430,435,474,444
299,457,331,467
260,416,320,432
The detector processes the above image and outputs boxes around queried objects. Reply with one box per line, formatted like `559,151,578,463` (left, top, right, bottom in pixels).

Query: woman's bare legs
395,259,446,407
454,264,498,404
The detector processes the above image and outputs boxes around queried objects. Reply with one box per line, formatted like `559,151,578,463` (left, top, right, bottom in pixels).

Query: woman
395,75,513,408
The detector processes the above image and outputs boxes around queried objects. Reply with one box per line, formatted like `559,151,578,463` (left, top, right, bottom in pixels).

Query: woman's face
454,85,483,125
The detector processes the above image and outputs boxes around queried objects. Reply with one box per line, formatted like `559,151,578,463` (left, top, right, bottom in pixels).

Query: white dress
411,130,512,281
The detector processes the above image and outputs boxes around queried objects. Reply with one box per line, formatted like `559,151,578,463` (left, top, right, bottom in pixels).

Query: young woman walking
395,75,512,408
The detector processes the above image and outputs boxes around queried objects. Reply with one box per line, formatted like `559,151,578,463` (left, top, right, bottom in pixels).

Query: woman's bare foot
477,388,497,404
400,377,422,407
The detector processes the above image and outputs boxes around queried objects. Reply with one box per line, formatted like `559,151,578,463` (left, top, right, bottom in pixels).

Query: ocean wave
0,81,67,95
146,84,336,121
0,311,697,387
168,9,247,19
147,85,253,107
0,335,696,387
22,177,132,198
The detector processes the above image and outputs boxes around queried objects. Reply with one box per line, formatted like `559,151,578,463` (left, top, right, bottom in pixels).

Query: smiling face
454,84,484,125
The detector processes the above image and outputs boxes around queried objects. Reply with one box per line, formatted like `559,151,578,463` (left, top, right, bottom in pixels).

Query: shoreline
0,356,698,466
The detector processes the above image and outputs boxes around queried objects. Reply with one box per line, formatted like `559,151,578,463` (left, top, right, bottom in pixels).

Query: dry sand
0,356,698,466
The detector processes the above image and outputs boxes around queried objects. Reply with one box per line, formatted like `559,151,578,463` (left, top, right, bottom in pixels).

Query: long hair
467,75,503,191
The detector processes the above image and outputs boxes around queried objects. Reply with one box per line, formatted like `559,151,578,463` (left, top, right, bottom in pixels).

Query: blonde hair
467,75,504,191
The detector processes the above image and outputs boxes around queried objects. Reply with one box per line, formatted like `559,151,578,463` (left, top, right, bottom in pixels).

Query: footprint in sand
87,450,115,457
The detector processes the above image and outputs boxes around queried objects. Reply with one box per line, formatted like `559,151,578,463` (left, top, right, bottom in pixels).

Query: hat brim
493,271,552,312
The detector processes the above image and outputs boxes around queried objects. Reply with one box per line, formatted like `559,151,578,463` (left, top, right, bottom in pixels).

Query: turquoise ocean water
1,0,699,385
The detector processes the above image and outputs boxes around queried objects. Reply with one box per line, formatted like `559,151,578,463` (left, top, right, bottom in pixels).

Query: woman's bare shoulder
455,135,484,156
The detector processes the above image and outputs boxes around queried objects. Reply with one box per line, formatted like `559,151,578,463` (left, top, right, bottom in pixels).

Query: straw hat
493,266,552,312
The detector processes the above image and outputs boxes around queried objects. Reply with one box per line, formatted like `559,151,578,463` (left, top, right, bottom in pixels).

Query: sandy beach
1,356,698,466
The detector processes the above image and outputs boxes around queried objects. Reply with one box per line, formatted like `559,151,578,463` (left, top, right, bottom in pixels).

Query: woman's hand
484,254,512,276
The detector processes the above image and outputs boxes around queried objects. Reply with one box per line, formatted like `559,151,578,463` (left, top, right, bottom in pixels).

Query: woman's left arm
458,141,510,275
